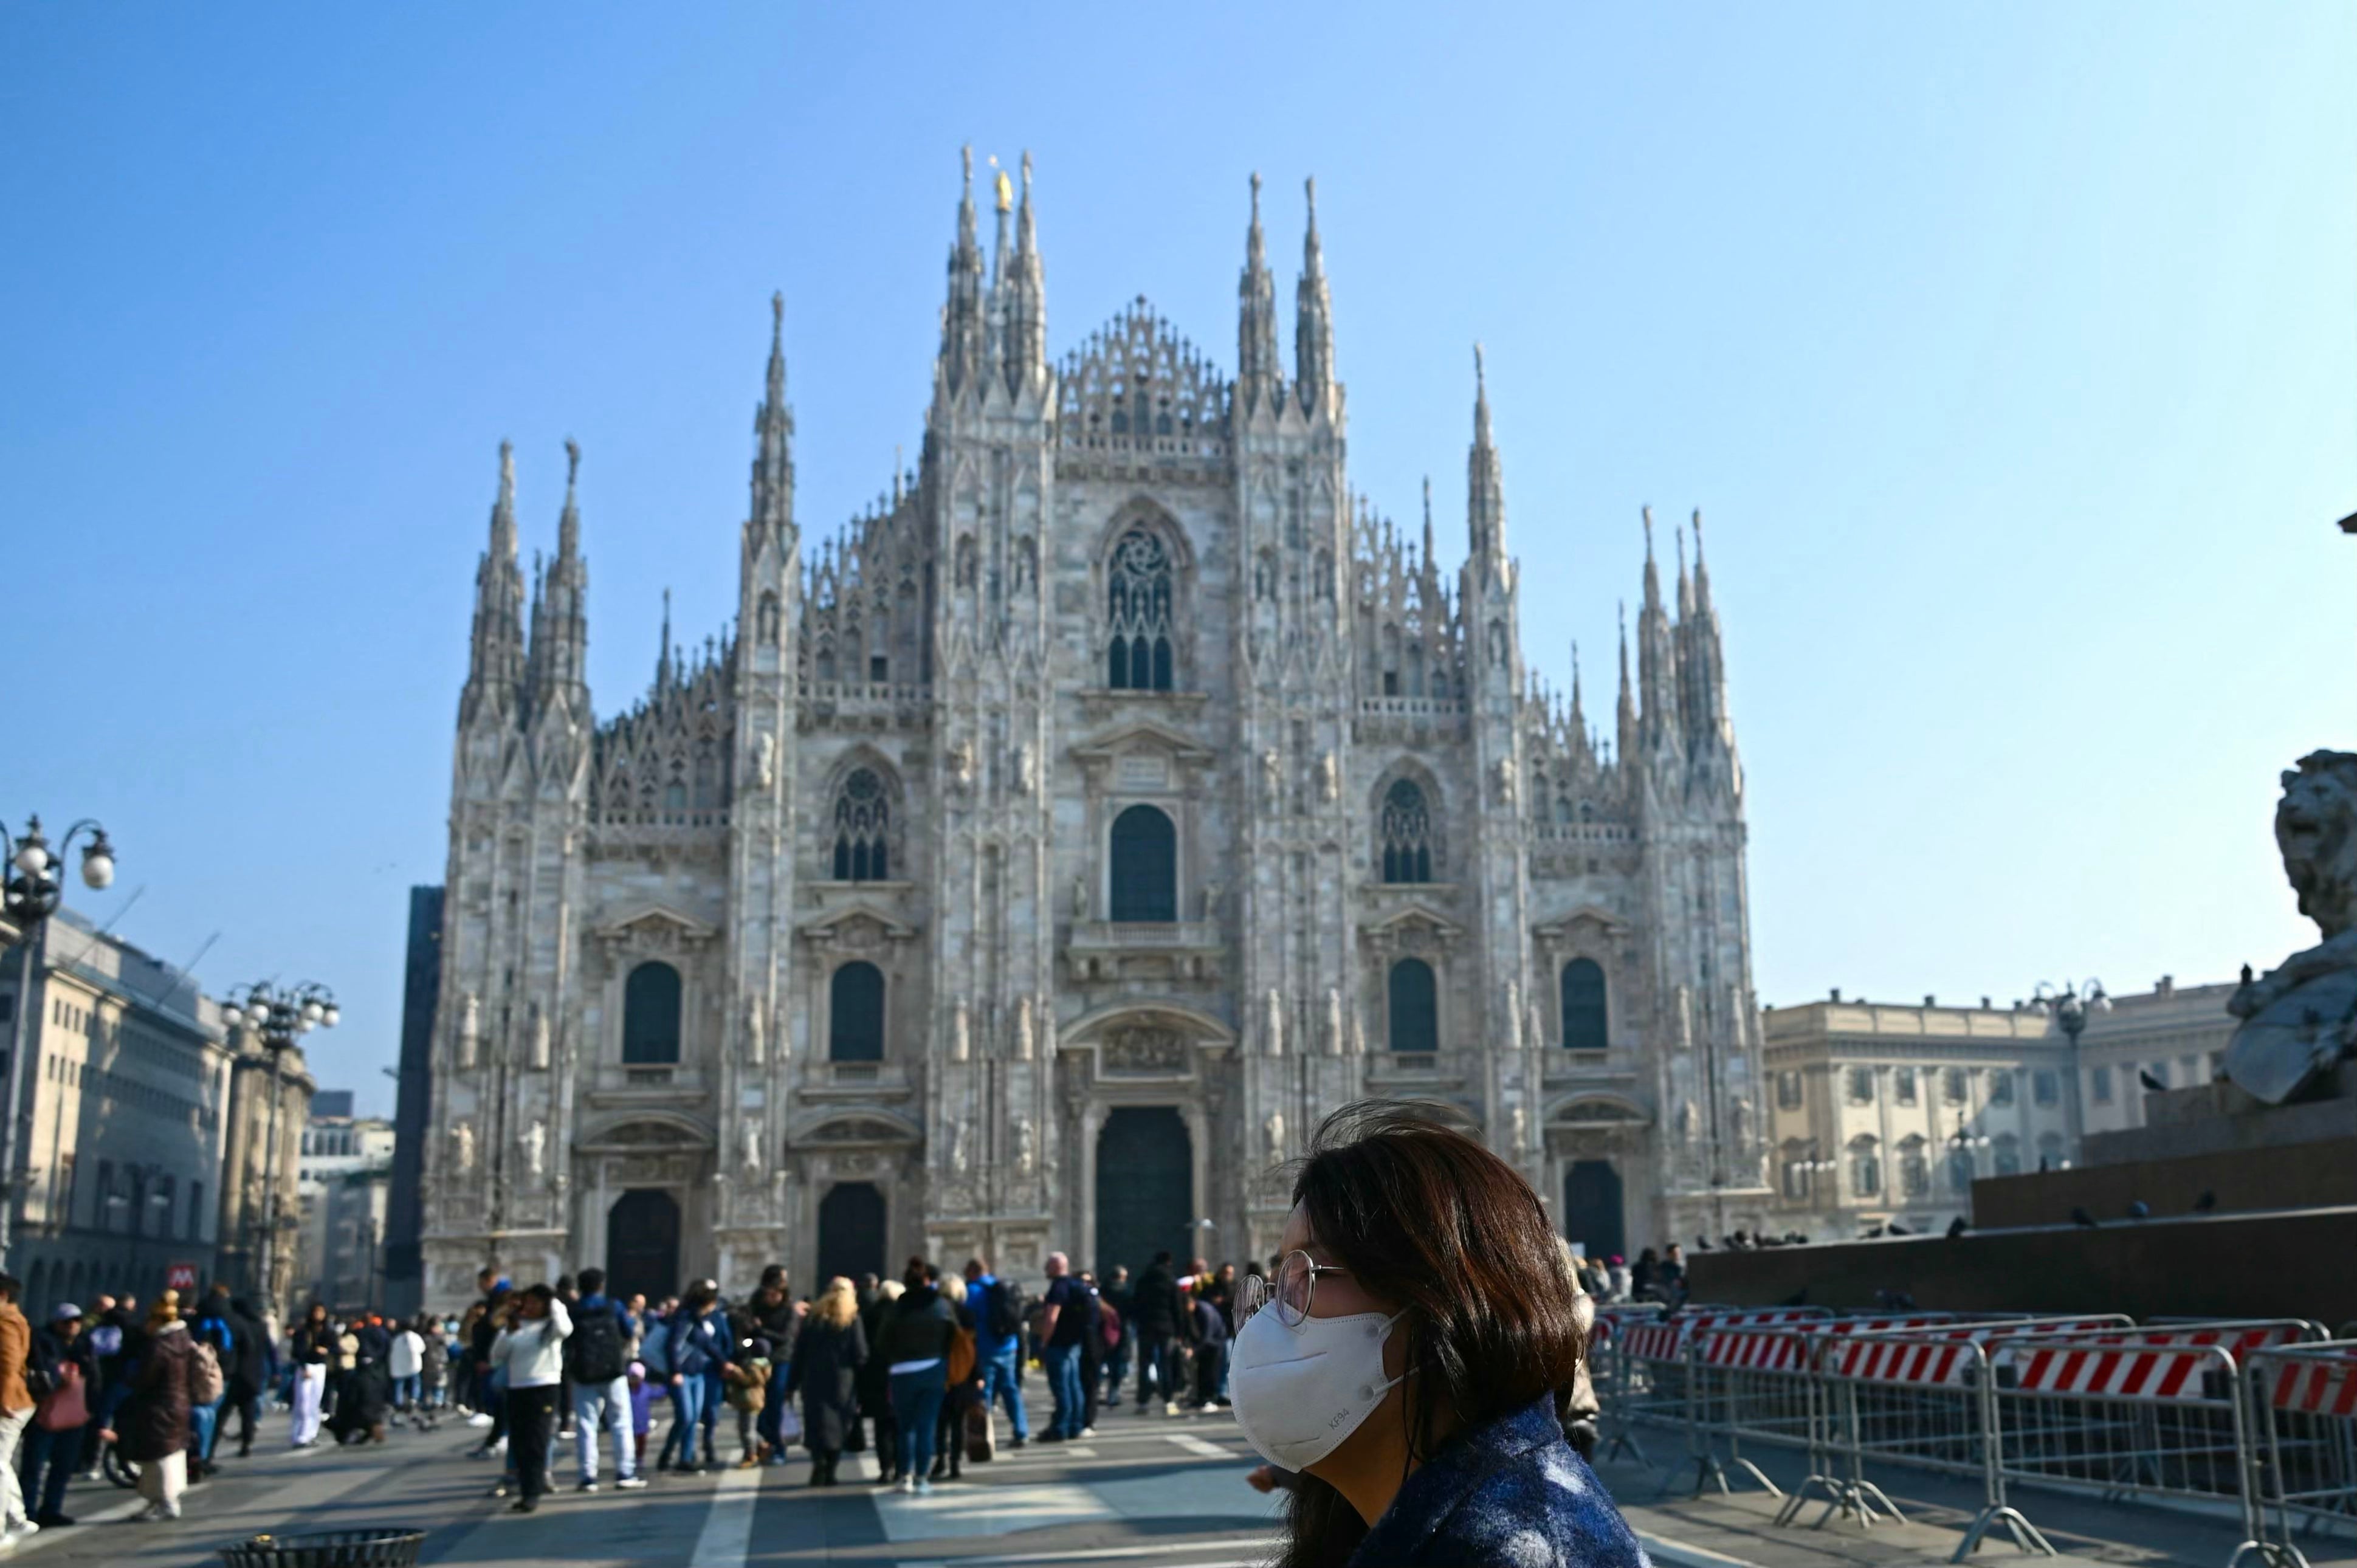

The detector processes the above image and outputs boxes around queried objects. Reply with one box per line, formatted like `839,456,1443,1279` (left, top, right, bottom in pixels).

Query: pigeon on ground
1946,1216,1970,1239
2126,1200,2150,1220
1695,1235,1713,1252
2071,1207,2100,1228
2139,1068,2168,1093
1886,1222,1911,1237
2192,1190,2217,1212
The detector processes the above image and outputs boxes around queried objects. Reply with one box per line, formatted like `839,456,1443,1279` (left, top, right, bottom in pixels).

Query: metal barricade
1685,1315,1986,1502
1983,1336,2277,1566
1603,1306,1831,1470
1591,1304,1667,1466
1803,1316,2133,1544
2242,1341,2357,1568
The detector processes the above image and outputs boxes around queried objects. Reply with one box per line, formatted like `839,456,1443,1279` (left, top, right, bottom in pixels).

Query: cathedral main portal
1093,1107,1193,1275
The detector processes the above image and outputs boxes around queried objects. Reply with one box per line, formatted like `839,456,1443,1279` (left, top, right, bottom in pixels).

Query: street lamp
0,814,118,1271
222,980,339,1316
2031,978,2108,1154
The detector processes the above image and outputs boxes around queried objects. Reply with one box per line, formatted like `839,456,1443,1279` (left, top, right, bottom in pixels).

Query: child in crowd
725,1338,774,1468
627,1360,656,1472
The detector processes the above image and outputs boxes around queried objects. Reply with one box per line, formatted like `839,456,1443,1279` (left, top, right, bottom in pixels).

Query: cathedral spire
1006,150,1047,394
1637,506,1681,752
1616,602,1638,765
939,145,986,396
655,587,673,692
1237,172,1280,410
1570,640,1586,733
1421,475,1436,565
1466,345,1507,575
751,292,796,535
531,439,590,717
461,441,527,727
1691,507,1713,614
1687,507,1730,748
1294,177,1334,414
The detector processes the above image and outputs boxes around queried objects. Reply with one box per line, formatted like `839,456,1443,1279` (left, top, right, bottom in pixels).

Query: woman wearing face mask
1232,1102,1645,1568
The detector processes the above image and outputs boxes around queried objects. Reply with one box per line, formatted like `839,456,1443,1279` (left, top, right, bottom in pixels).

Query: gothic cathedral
420,153,1769,1308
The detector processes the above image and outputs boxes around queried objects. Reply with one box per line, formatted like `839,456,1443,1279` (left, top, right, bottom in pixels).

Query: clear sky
5,3,2351,1117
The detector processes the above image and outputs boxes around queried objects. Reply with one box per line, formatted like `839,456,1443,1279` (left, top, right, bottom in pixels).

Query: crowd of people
0,1101,1654,1564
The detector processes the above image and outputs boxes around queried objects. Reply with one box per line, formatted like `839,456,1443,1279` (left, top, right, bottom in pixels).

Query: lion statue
2273,750,2357,938
2225,751,2357,1102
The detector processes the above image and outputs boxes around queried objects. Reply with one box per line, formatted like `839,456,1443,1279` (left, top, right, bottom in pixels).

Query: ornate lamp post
2031,978,2109,1154
0,814,117,1270
221,981,338,1314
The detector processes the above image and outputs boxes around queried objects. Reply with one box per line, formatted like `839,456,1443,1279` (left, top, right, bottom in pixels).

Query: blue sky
5,3,2350,1116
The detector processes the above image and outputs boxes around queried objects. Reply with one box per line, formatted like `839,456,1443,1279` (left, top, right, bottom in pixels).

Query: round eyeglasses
1237,1248,1353,1330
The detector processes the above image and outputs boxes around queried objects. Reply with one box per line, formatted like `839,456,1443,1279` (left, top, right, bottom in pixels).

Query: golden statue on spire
994,164,1013,213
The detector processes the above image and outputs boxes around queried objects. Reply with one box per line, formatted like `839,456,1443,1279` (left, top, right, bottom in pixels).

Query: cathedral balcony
1062,920,1223,983
1352,696,1470,745
1542,1051,1641,1085
799,1061,915,1102
798,679,933,732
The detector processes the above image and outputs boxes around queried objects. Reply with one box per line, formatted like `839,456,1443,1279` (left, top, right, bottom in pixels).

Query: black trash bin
218,1528,428,1568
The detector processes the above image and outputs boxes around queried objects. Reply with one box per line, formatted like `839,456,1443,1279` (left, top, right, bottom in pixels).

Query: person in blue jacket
664,1282,735,1472
1231,1101,1647,1568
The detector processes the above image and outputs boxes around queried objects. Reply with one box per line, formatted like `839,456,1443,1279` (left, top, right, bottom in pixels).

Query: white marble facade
418,156,1769,1310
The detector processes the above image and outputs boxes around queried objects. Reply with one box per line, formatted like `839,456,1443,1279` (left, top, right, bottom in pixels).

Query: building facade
420,156,1768,1308
296,1107,395,1313
384,885,443,1318
213,1025,315,1314
1762,993,2080,1239
2073,977,2234,1138
0,910,236,1315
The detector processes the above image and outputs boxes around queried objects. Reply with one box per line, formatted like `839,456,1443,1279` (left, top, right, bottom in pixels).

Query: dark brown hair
1278,1100,1586,1568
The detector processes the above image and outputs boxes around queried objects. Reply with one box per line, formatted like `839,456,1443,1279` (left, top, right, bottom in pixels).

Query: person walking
390,1318,424,1416
0,1274,36,1543
107,1291,198,1522
287,1303,335,1449
21,1304,94,1530
1129,1251,1187,1414
928,1273,979,1483
1034,1254,1093,1441
855,1279,903,1484
217,1296,270,1457
1231,1102,1644,1568
962,1259,1030,1449
489,1284,571,1514
665,1282,732,1473
873,1260,955,1494
737,1267,800,1462
1099,1266,1134,1406
783,1277,867,1487
565,1268,642,1492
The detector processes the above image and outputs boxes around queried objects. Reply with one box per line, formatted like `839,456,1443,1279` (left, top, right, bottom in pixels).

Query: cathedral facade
419,154,1769,1310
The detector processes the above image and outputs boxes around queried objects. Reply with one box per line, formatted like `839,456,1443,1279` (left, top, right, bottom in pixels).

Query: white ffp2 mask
1227,1306,1407,1471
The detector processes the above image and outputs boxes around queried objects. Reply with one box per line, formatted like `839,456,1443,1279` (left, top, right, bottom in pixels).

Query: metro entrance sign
164,1262,198,1293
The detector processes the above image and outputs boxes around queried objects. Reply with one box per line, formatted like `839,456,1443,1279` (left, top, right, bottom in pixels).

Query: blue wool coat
1348,1398,1651,1568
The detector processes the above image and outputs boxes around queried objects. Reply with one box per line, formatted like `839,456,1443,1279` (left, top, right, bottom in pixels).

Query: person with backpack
216,1295,270,1459
21,1304,94,1529
1129,1251,1188,1414
565,1268,644,1493
961,1257,1030,1449
188,1286,241,1472
0,1273,36,1542
1034,1252,1095,1442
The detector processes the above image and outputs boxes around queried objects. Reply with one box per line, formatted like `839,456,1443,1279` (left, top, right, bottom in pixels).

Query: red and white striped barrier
1999,1341,2237,1404
2263,1345,2357,1417
1826,1316,2125,1387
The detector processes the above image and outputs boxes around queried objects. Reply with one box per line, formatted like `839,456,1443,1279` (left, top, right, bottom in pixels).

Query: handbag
946,1324,977,1387
774,1401,802,1446
36,1363,86,1433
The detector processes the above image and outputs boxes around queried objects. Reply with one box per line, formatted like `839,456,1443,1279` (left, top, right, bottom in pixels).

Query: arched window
1848,1135,1882,1198
1899,1136,1930,1198
828,962,885,1062
1388,958,1439,1054
1108,805,1177,922
622,961,683,1064
1379,779,1434,884
831,768,891,881
1560,958,1608,1051
1106,528,1174,691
